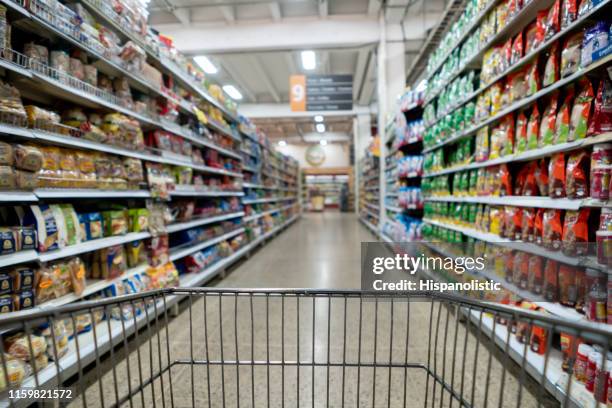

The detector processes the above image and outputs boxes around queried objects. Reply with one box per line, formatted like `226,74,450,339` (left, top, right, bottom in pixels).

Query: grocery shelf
166,212,245,234
425,133,612,177
34,188,151,199
242,196,297,205
169,228,246,262
0,191,38,201
248,215,300,247
466,310,598,408
424,196,610,210
171,186,244,197
424,55,612,153
429,0,612,123
242,165,259,173
423,218,608,272
0,250,37,269
364,208,379,219
364,186,379,192
39,232,151,263
385,205,403,213
243,205,294,222
359,217,379,236
399,171,421,179
364,202,379,211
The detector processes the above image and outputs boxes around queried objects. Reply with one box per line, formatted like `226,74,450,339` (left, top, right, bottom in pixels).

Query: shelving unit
301,167,354,212
358,153,380,229
405,0,612,406
0,0,302,400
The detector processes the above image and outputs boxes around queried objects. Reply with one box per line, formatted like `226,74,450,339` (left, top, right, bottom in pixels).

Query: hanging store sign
290,75,353,112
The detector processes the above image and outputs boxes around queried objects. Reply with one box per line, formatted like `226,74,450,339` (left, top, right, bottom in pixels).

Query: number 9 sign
290,75,306,111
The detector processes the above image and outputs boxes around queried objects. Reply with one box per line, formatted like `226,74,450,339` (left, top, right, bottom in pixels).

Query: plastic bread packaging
50,50,69,73
0,141,13,166
0,356,26,391
6,333,47,360
12,290,34,311
11,267,34,291
0,166,15,189
13,144,43,172
26,204,62,252
40,321,69,361
68,257,86,296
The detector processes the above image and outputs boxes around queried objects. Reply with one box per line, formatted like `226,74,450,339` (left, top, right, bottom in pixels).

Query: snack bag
535,208,545,245
588,79,612,136
569,78,594,141
511,31,524,66
509,69,528,103
525,60,540,96
526,104,540,150
539,95,558,147
566,150,589,198
543,43,559,87
562,209,590,256
522,208,536,242
561,0,578,28
561,32,582,77
500,164,513,196
554,87,575,143
549,153,566,198
515,111,528,153
544,0,560,40
543,209,563,250
535,159,549,196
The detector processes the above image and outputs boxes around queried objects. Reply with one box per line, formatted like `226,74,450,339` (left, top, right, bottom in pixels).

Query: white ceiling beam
269,2,282,22
352,48,370,101
319,0,328,18
216,1,235,24
239,103,375,119
154,17,382,54
249,56,281,103
218,61,258,103
172,8,191,26
359,51,376,105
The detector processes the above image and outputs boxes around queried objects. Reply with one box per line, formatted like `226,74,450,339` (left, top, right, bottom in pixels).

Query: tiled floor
69,213,556,407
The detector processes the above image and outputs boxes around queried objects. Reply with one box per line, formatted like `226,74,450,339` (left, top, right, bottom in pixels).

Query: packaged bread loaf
13,144,43,172
15,170,38,190
0,166,15,189
0,141,13,165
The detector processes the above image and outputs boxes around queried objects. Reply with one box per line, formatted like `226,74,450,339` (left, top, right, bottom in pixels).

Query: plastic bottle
586,350,603,392
594,356,611,402
575,344,593,383
585,268,608,322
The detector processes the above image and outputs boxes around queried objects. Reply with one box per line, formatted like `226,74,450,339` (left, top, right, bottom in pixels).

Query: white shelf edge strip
166,212,245,233
169,228,246,261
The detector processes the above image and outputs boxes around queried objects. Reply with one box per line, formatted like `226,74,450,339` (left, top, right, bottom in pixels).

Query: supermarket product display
0,0,301,396
411,0,612,406
301,171,353,212
358,152,380,231
380,89,425,242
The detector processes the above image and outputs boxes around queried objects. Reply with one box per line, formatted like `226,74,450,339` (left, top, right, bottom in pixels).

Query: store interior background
148,0,438,213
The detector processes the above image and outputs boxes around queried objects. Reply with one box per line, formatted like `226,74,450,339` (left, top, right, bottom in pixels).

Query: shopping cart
0,288,610,408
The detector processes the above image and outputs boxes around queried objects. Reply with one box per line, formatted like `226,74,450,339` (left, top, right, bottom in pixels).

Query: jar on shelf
585,268,607,323
576,343,594,383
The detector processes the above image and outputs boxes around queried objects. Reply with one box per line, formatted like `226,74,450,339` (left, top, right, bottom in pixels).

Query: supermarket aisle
212,212,374,288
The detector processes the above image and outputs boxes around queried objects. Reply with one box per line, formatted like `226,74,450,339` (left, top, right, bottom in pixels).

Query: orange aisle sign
290,75,306,111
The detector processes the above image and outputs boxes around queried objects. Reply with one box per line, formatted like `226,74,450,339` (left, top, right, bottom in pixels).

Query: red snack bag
525,22,539,54
588,79,612,136
543,260,559,301
543,209,563,250
522,161,538,196
549,153,566,198
525,60,541,96
522,207,536,242
535,11,548,49
569,77,595,141
514,164,528,195
500,114,515,156
562,208,591,256
540,94,559,147
559,264,577,306
554,86,575,143
512,207,523,241
544,0,561,40
528,255,544,293
501,38,513,72
515,111,529,153
566,150,589,198
543,43,560,87
535,208,545,245
527,104,541,150
500,164,513,196
561,0,578,28
511,31,524,65
535,159,550,196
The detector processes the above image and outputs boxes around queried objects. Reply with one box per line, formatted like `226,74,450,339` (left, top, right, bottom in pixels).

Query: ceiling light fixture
301,50,316,70
222,85,243,100
278,140,287,147
314,115,324,122
193,56,218,74
316,123,325,133
320,140,328,146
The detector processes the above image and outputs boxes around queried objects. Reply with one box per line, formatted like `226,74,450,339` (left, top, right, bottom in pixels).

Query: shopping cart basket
0,288,610,408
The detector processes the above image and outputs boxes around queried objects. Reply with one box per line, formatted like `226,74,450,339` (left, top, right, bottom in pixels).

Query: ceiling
253,115,354,143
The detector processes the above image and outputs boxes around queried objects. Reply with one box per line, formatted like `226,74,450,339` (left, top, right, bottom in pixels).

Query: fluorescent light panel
278,140,287,147
223,85,243,100
314,115,324,122
193,56,218,74
301,50,316,70
316,123,325,133
320,140,328,146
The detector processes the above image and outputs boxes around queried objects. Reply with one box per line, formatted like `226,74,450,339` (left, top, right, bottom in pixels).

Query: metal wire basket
0,288,610,407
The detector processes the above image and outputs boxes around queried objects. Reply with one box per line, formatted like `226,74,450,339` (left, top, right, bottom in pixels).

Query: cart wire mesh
0,289,610,407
